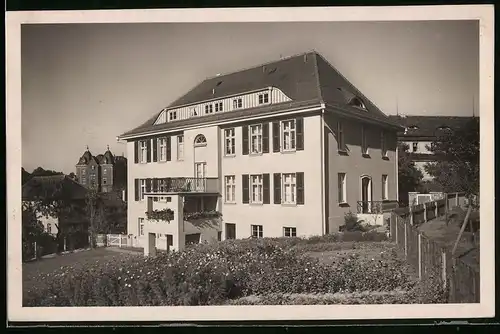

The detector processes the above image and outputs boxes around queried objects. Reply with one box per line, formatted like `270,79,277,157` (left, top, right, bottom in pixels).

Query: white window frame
102,177,107,185
249,124,263,154
337,121,345,151
281,173,297,204
169,111,177,121
251,224,263,238
233,98,242,109
139,140,148,163
177,135,184,160
361,125,369,155
382,174,388,200
224,175,236,203
412,142,418,153
139,218,144,236
283,227,297,237
205,104,213,114
194,134,207,147
258,93,269,105
140,179,146,201
224,128,236,156
281,119,296,151
159,137,167,162
215,102,223,112
250,174,263,204
338,173,347,204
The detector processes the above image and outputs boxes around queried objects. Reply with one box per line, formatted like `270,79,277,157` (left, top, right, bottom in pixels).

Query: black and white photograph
6,5,494,323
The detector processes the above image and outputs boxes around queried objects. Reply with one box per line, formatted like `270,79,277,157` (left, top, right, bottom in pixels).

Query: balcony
144,177,220,194
357,200,399,214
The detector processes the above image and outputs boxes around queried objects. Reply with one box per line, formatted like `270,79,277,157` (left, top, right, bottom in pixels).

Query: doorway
360,176,372,213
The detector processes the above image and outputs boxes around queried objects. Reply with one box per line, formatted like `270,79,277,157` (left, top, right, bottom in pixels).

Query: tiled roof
22,175,88,201
120,51,401,138
388,115,476,139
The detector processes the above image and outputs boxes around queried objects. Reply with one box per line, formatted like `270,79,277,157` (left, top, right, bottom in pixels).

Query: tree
86,188,100,249
398,142,424,206
424,117,479,197
22,168,31,185
68,172,78,182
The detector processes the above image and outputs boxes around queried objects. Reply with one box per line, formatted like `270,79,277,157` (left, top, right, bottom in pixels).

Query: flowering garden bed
23,234,447,306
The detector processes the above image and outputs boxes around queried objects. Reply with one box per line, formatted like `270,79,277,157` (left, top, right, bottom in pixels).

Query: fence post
423,204,427,223
394,214,398,244
64,237,67,252
455,193,459,207
409,206,413,226
434,201,438,218
34,241,37,260
119,235,122,248
441,249,447,291
404,220,408,258
418,233,422,280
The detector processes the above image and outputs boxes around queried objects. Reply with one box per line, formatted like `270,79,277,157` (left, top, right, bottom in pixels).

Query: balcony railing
357,200,399,214
144,177,220,194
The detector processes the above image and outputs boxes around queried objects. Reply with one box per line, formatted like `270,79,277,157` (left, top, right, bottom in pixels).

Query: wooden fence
96,234,139,248
389,196,480,303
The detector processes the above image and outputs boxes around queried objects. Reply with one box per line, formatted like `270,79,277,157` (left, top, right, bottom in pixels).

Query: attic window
408,125,419,130
437,125,451,131
348,97,366,110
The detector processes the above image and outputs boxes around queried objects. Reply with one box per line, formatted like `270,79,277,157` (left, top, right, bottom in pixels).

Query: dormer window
205,104,213,114
437,125,451,131
258,93,269,105
169,111,177,121
233,98,243,109
349,97,366,110
408,125,419,130
214,102,223,112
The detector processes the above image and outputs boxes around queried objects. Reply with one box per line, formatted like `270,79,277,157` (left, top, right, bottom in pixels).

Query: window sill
249,202,264,206
281,202,297,207
338,149,349,156
158,160,168,163
280,149,297,154
177,158,184,162
249,152,264,156
224,201,237,205
339,202,350,208
224,154,236,158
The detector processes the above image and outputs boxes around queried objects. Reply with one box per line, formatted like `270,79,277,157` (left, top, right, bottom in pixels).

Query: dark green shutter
166,136,172,161
153,137,158,162
134,141,139,163
272,121,280,152
242,174,249,203
273,173,281,204
296,172,304,204
146,139,152,163
262,123,269,154
263,174,270,204
296,117,304,151
134,179,139,201
242,126,249,155
145,178,151,193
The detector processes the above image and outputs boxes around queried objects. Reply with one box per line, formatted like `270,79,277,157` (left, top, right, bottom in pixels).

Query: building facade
388,115,475,181
75,147,127,193
118,51,402,254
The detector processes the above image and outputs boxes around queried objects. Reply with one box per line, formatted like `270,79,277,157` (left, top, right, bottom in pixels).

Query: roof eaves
311,52,325,105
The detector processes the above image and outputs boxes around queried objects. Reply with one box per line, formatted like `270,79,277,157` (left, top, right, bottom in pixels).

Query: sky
21,20,479,174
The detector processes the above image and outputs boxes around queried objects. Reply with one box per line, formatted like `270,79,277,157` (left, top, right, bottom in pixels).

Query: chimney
212,88,215,95
304,54,307,63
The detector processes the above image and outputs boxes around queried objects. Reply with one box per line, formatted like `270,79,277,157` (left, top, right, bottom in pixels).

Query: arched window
349,97,366,110
47,223,52,234
194,134,207,147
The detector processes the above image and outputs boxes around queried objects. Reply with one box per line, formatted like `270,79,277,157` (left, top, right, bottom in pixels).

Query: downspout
320,104,326,235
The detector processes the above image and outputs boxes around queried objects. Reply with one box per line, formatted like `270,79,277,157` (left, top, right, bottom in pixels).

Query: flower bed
23,236,445,306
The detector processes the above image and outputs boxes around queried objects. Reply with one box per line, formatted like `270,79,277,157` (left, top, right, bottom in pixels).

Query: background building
75,146,127,193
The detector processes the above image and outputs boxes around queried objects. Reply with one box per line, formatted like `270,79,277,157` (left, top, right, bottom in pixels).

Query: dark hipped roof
22,175,88,201
388,115,476,140
120,51,401,139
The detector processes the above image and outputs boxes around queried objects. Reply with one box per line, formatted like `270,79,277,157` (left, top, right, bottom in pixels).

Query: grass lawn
22,247,141,291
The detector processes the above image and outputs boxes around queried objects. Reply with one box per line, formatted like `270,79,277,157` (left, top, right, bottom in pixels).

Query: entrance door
361,176,372,213
225,223,236,239
194,162,206,191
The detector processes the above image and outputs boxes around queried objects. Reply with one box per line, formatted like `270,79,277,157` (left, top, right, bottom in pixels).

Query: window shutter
242,125,249,155
273,173,281,204
272,121,280,152
296,172,305,204
134,141,139,164
146,139,152,163
262,123,269,154
153,137,158,162
166,136,172,161
296,117,304,151
263,173,270,204
242,174,249,204
145,178,151,193
152,178,158,192
134,179,139,201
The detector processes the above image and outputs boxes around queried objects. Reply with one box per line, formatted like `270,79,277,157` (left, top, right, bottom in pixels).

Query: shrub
24,237,415,307
340,212,368,232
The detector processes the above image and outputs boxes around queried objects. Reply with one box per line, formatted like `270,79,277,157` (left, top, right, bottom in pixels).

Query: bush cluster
24,237,422,307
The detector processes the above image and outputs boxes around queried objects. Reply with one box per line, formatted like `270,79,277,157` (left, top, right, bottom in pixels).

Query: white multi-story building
118,51,402,255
